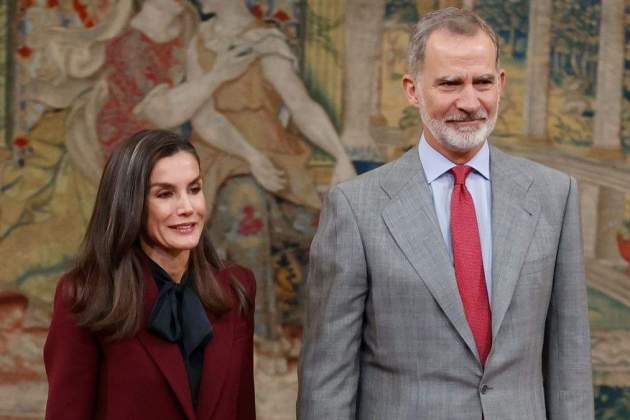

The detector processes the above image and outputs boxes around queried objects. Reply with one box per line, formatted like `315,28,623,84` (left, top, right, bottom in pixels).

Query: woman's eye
156,191,172,198
190,185,202,194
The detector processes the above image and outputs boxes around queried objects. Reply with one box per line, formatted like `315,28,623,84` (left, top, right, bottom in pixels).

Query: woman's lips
169,222,196,233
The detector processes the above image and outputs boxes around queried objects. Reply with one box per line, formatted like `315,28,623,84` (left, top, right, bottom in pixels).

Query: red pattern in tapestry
239,206,264,236
96,29,184,154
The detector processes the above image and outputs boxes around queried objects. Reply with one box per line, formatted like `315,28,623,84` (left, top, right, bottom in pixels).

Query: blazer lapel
195,285,235,419
381,147,479,362
136,265,196,420
489,146,540,340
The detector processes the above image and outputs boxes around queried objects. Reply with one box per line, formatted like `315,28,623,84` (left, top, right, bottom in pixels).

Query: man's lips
446,118,485,125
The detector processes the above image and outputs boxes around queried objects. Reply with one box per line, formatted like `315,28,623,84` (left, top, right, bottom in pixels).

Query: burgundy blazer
44,263,256,420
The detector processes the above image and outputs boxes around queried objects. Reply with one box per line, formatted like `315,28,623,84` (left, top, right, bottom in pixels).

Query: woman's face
142,151,206,260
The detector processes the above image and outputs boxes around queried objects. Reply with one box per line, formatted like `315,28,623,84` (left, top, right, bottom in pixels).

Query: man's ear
498,69,506,94
402,74,420,107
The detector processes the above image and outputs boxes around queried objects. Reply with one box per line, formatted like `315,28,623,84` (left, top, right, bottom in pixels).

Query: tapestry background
1,0,630,418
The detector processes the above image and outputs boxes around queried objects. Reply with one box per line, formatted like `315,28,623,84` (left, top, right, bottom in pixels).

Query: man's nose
455,85,481,113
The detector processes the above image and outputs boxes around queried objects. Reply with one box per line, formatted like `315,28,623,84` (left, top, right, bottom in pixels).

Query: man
297,8,593,420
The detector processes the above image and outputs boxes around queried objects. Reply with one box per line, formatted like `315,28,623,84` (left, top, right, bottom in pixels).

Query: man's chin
439,131,487,153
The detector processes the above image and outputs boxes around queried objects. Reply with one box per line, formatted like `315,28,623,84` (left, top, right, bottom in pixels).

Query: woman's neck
140,242,190,283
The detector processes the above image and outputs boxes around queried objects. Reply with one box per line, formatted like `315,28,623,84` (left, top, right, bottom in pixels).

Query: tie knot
450,165,473,185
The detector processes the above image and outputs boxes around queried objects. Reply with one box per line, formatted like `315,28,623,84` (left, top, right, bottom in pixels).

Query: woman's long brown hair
66,129,248,340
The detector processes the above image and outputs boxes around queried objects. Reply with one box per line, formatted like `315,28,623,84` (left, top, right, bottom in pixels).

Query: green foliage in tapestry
550,0,600,96
475,0,529,61
385,0,419,23
595,386,630,420
304,3,343,65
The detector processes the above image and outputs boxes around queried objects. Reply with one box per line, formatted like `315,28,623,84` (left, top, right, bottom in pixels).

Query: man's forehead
424,28,497,64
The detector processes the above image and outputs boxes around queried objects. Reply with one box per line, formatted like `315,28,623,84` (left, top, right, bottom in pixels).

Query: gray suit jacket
297,145,594,420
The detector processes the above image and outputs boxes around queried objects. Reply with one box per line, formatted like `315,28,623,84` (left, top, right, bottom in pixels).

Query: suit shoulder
331,153,412,207
337,159,397,191
492,146,572,190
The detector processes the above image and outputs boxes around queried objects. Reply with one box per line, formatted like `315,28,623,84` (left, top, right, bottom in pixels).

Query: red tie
450,165,492,366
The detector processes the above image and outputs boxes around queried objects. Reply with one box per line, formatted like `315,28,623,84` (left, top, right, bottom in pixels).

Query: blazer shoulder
52,272,79,312
217,262,256,302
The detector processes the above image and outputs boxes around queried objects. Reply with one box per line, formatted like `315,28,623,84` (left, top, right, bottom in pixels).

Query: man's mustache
444,111,488,122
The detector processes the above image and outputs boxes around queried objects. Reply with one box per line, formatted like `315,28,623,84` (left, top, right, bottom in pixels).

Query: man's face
403,28,505,159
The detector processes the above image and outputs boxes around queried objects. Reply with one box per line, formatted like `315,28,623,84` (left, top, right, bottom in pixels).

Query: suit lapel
381,147,479,361
489,146,540,339
195,277,235,420
136,264,196,420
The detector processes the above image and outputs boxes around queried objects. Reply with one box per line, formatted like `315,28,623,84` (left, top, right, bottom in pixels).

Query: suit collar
379,144,423,199
380,144,541,366
488,146,539,340
381,146,480,363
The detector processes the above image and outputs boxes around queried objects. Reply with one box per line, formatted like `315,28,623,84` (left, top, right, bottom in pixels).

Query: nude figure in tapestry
134,0,356,340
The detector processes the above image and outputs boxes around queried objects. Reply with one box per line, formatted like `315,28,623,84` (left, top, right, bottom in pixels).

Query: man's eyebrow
434,75,463,84
473,74,496,82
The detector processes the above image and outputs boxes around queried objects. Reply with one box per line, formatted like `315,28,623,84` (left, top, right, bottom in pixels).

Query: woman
44,129,256,420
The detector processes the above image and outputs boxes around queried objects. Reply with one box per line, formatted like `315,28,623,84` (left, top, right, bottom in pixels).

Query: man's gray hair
407,7,500,76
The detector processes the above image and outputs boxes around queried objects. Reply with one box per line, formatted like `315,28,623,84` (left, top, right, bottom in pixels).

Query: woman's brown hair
66,129,248,340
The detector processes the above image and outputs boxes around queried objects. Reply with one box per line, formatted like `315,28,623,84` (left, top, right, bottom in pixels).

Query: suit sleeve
297,186,368,420
543,177,594,419
236,268,257,420
44,277,100,420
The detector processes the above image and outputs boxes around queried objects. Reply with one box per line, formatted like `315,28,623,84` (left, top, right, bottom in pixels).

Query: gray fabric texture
297,145,594,420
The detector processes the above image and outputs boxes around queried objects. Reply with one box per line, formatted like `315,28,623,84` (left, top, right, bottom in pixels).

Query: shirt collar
418,133,490,183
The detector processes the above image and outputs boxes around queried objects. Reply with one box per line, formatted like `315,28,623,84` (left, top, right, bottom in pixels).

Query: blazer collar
380,144,541,366
195,271,235,420
136,260,235,420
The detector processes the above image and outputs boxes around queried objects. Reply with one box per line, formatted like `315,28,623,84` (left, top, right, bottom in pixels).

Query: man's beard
419,95,499,152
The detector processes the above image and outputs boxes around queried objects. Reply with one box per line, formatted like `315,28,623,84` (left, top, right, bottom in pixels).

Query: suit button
480,384,490,394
